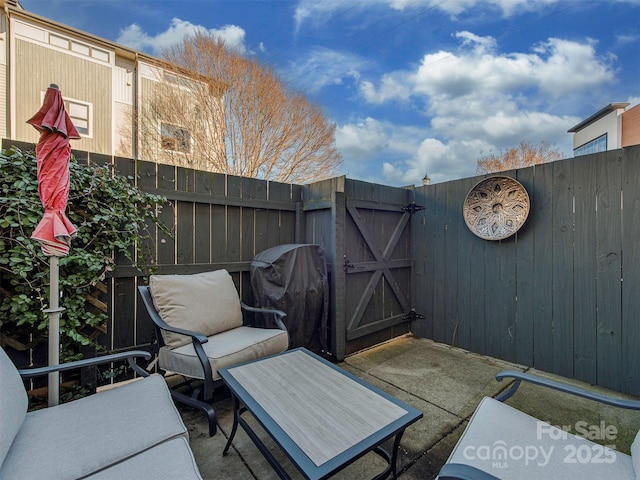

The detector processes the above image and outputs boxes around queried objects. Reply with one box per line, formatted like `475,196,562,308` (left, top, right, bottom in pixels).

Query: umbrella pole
46,255,63,407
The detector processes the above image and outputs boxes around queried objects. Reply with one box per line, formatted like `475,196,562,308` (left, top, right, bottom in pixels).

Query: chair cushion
159,325,289,381
85,437,202,480
150,269,243,348
631,429,640,480
0,348,27,472
0,374,188,480
444,396,635,480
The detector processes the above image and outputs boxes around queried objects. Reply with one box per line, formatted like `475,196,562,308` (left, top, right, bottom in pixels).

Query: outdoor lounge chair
0,347,202,480
437,370,640,479
138,269,289,436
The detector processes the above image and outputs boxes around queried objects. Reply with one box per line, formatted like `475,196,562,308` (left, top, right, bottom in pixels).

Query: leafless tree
133,32,342,184
476,141,564,174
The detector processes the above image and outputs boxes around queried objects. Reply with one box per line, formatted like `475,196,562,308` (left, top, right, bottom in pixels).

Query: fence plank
211,173,227,264
573,155,598,384
551,159,574,377
194,170,212,264
498,224,517,363
431,183,448,344
532,162,554,372
156,164,176,265
621,147,640,396
176,200,195,264
444,181,461,347
514,169,535,366
595,151,623,391
412,186,432,339
226,176,242,262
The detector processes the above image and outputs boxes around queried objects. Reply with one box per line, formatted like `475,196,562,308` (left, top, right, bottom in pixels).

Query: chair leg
171,390,217,436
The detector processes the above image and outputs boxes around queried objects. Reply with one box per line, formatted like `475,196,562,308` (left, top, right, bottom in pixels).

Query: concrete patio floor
179,335,640,480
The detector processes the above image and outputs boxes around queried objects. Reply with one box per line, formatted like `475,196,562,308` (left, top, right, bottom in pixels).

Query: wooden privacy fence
5,139,640,395
413,145,640,396
106,158,306,355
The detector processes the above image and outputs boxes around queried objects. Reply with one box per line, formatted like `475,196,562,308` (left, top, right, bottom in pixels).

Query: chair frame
438,370,640,480
138,285,288,436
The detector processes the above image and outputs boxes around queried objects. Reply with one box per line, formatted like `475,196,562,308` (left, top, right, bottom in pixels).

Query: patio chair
0,347,202,479
437,370,640,479
138,269,289,436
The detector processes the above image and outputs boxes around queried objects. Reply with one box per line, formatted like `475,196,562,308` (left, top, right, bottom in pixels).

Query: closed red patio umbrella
27,84,80,406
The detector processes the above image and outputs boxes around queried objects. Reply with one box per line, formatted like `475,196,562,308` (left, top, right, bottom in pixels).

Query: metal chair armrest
149,313,209,344
18,350,152,378
496,370,640,409
240,302,288,332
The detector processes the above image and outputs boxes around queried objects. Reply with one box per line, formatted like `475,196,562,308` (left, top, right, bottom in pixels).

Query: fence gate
332,180,422,359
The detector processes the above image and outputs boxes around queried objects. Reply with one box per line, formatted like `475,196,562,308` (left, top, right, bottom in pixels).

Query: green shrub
0,147,169,357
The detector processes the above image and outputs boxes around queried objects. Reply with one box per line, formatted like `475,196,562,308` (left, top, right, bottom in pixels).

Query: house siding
622,104,640,147
15,38,112,153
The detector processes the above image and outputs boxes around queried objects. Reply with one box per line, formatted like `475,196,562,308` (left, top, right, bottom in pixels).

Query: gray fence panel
5,139,639,394
414,146,640,395
622,146,640,393
595,151,623,392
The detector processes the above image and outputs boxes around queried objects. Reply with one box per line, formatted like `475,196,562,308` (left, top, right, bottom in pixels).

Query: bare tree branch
131,32,342,183
476,141,565,175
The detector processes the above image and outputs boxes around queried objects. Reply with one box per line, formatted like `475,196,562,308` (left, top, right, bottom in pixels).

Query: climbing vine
0,147,169,358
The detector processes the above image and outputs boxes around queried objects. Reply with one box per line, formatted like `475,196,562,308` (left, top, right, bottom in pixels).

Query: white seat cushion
0,374,188,480
85,437,202,480
159,326,289,381
444,396,635,480
150,270,243,348
631,430,640,480
0,348,27,472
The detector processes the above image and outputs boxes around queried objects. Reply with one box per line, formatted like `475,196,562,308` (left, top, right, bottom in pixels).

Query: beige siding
15,39,112,154
114,57,134,104
0,64,6,138
113,101,133,157
139,76,161,162
0,17,7,139
140,76,193,167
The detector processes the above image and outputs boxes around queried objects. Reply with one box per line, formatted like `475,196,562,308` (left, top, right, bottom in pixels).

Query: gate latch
343,255,354,272
403,310,426,322
402,202,425,214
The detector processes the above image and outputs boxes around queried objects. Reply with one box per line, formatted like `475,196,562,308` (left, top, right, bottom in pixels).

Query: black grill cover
250,244,328,353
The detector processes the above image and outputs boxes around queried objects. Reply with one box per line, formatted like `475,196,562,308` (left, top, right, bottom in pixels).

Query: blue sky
22,0,640,185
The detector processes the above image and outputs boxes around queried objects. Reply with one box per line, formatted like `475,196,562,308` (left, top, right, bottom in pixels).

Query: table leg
223,394,240,456
221,393,292,479
372,430,405,480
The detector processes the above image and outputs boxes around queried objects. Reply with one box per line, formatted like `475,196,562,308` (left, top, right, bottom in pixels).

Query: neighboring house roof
568,102,630,133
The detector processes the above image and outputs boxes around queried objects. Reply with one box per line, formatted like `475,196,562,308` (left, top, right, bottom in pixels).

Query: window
574,134,607,156
65,99,90,135
161,123,191,153
163,71,195,90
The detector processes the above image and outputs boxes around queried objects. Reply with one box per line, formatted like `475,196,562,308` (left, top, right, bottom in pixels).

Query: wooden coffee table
219,348,422,480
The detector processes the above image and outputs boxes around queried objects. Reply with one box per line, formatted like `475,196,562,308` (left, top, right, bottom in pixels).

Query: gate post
331,190,346,361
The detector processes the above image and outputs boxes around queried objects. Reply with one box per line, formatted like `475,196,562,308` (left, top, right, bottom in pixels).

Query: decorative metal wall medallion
463,176,530,240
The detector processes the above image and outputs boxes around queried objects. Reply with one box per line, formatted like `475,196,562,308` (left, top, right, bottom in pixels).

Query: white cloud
339,30,613,185
406,34,615,101
294,0,564,30
455,31,497,53
286,47,368,93
359,75,412,104
117,18,248,55
627,96,640,108
335,117,389,160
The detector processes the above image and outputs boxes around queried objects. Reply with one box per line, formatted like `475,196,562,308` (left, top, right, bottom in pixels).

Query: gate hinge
401,202,425,214
403,310,425,322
